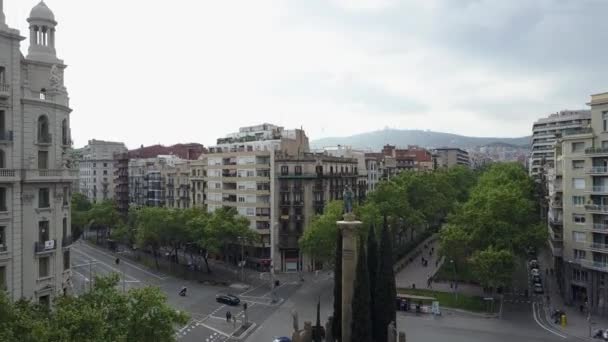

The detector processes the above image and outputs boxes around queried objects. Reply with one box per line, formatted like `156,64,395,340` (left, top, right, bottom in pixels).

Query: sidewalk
537,248,608,339
395,239,484,297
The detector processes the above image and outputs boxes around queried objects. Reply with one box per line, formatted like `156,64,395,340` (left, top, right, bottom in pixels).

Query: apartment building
549,92,608,315
382,145,434,172
274,152,361,272
204,124,309,266
163,160,191,209
113,152,129,216
0,2,77,303
433,147,470,168
78,139,127,203
128,155,182,207
317,145,368,196
189,158,206,209
530,110,591,178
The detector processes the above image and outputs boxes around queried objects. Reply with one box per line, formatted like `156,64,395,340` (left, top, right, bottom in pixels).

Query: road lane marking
72,249,139,282
532,302,566,339
78,243,168,280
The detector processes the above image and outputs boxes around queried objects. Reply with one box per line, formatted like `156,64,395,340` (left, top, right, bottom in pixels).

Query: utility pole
116,257,125,293
239,237,245,283
89,259,94,292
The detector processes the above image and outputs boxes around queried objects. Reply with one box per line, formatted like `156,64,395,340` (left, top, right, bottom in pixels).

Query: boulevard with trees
439,162,546,290
72,198,256,273
0,274,188,342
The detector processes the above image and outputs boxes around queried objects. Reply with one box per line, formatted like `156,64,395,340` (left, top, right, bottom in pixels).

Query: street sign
45,240,55,249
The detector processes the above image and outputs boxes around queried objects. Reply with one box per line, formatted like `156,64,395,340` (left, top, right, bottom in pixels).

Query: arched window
0,149,4,168
40,88,46,100
37,115,50,143
61,119,68,145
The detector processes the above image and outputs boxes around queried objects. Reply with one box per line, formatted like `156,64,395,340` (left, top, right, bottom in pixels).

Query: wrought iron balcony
37,133,52,145
0,83,9,98
0,130,13,143
34,240,56,254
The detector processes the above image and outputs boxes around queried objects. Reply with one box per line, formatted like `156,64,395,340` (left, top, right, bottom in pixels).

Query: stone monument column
338,212,361,342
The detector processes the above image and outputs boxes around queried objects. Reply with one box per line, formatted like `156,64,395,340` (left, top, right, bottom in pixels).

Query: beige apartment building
162,160,191,209
189,158,206,209
274,152,361,272
0,2,77,303
433,147,470,168
549,92,608,315
204,124,308,266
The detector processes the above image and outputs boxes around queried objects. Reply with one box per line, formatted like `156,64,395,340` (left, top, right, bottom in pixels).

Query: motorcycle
179,287,187,297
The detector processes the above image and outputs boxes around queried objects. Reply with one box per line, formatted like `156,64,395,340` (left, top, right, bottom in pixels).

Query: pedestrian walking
226,311,232,323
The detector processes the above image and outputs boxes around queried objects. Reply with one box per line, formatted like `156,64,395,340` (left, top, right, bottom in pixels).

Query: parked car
216,293,240,305
533,283,544,294
273,338,292,342
531,268,540,277
529,260,539,269
532,275,542,285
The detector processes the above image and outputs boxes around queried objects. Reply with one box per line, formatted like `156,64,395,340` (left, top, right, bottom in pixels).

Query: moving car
533,283,544,294
273,338,292,342
216,293,240,305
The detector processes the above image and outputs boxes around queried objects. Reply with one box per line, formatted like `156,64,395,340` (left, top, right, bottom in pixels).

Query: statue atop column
343,184,353,214
49,64,62,90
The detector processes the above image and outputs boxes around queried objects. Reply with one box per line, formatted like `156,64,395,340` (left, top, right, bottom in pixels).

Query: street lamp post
238,237,245,282
450,259,458,302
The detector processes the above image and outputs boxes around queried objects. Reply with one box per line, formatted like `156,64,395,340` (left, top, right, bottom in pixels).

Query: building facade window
63,250,70,270
573,269,588,282
295,166,302,175
38,150,48,169
603,112,608,132
572,142,585,153
572,160,585,169
572,231,586,241
0,266,5,290
37,115,49,142
0,226,5,250
572,196,585,206
0,188,5,211
573,215,586,225
38,221,49,242
38,188,50,208
573,249,586,260
39,257,49,278
281,165,288,175
573,178,585,190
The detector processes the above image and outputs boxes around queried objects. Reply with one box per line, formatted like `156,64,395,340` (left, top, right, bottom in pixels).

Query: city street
70,242,302,341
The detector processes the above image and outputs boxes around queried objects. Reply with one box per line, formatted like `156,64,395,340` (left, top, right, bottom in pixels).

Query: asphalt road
70,242,301,341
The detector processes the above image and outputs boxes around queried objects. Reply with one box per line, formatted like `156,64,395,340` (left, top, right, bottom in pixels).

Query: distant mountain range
310,129,531,151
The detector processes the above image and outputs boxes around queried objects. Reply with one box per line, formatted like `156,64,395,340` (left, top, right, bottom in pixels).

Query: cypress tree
373,216,397,342
351,236,373,342
332,228,342,341
367,224,378,302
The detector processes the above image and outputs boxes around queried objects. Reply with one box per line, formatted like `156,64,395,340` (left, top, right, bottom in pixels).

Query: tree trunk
153,248,160,269
203,252,212,273
173,245,180,265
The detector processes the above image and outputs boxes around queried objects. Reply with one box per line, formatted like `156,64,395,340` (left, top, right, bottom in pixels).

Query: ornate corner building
0,1,76,304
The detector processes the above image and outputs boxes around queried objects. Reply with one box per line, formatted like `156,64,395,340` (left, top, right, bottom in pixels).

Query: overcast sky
4,0,607,149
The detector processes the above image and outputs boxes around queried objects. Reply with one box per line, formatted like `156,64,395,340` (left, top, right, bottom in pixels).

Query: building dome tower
27,1,59,63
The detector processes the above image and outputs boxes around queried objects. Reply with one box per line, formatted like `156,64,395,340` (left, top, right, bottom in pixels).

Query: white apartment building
530,110,591,177
549,92,608,315
0,1,77,304
205,124,309,263
128,155,182,207
78,139,126,203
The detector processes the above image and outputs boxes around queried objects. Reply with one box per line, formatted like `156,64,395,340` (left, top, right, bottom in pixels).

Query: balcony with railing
589,186,608,194
548,238,563,257
593,223,608,233
36,133,52,145
0,83,9,99
588,166,608,175
0,130,12,143
24,169,79,182
581,259,608,272
549,215,563,225
34,240,56,254
585,204,608,213
586,147,608,155
0,169,17,181
588,242,608,252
